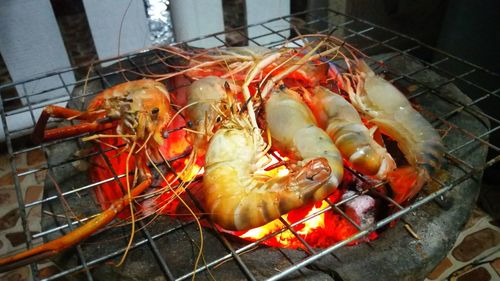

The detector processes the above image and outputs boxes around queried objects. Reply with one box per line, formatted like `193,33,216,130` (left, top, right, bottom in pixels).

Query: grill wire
1,8,499,281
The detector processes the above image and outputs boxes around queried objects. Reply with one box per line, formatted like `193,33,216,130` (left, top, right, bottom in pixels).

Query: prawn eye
151,107,159,120
279,84,286,91
224,81,231,91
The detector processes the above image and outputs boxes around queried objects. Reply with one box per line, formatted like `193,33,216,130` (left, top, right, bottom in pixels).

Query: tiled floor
425,208,500,281
0,150,498,280
0,148,46,281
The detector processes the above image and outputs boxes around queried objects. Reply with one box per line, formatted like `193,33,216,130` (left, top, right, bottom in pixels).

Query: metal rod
0,7,497,281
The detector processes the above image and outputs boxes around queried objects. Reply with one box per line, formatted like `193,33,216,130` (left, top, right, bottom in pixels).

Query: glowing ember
238,201,329,242
90,135,377,250
179,158,205,182
296,200,328,234
233,191,377,249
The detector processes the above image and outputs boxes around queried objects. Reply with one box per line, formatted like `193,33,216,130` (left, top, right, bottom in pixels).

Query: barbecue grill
0,8,498,281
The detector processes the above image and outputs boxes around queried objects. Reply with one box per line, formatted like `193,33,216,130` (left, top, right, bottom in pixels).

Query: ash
342,191,376,229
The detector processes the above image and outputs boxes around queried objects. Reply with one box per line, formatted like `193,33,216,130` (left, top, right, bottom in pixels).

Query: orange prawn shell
87,79,171,146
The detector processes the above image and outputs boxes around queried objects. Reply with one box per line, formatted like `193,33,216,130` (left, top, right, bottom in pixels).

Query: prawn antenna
151,151,206,281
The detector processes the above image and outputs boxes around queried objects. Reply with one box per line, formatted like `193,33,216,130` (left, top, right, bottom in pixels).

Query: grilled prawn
344,60,444,203
305,86,395,178
33,79,172,161
203,114,333,230
265,86,344,201
185,76,237,152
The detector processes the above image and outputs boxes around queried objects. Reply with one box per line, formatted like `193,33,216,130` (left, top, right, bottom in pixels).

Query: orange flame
239,200,329,242
233,191,378,249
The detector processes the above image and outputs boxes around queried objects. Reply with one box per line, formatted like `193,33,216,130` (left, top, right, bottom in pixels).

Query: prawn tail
287,157,334,203
387,166,427,204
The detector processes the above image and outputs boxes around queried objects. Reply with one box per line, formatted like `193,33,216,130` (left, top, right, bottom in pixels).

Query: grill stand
37,53,489,281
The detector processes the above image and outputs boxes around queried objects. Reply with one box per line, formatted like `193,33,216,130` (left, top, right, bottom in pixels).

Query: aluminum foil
144,0,174,45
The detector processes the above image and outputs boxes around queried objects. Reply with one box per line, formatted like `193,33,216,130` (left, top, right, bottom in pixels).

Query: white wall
83,0,152,59
0,0,74,141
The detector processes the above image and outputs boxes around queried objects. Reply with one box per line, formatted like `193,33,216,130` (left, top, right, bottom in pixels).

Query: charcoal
342,191,376,230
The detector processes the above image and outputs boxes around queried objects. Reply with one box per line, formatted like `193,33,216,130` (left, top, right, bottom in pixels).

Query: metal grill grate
1,8,499,281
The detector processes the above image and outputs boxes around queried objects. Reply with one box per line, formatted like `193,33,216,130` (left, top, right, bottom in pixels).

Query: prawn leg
32,105,110,144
